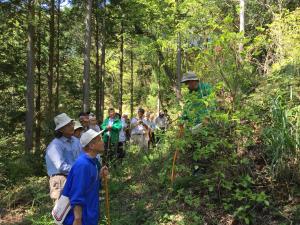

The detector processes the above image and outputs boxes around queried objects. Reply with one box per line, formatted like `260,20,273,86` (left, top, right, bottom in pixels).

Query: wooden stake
171,149,179,185
104,175,111,225
171,125,184,185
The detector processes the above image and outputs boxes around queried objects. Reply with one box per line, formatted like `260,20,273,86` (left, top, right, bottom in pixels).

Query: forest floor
0,143,299,225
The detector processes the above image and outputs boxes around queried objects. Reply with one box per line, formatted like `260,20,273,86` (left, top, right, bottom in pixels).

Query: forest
1,0,300,224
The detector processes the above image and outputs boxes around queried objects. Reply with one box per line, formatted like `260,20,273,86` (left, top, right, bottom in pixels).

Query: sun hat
180,71,199,83
54,113,73,131
74,121,83,131
80,129,104,147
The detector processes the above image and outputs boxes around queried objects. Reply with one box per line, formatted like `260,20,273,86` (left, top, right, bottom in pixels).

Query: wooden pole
104,175,111,225
171,125,184,185
171,150,178,185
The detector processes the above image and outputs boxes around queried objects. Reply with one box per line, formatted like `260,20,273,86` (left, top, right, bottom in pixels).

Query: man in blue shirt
45,113,81,201
62,129,108,225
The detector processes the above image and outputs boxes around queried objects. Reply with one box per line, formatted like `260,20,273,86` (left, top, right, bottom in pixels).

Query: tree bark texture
130,50,134,119
239,0,245,53
99,0,106,122
95,11,100,121
25,0,36,154
48,0,55,117
55,0,60,114
35,5,41,154
176,32,182,100
83,0,93,112
100,42,105,122
118,23,124,116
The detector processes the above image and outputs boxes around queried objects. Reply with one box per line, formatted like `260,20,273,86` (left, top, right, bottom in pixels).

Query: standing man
116,113,127,159
73,121,83,139
45,113,81,201
122,113,131,142
62,129,108,225
180,71,213,130
154,111,168,145
130,108,149,152
145,111,156,149
73,121,84,159
89,113,101,132
180,71,213,175
155,111,168,131
101,108,122,163
79,112,90,132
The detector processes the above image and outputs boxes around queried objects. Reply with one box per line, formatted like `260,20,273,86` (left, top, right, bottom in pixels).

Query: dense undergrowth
1,74,300,224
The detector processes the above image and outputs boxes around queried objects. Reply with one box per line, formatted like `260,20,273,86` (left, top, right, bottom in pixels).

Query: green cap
181,71,199,83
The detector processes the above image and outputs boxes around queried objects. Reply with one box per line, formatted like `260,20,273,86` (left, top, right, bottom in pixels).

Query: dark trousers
148,132,155,148
104,141,126,166
104,141,118,165
117,142,126,158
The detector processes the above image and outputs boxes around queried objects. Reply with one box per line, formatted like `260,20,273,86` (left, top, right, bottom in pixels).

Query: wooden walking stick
171,149,178,185
171,124,184,185
104,174,111,225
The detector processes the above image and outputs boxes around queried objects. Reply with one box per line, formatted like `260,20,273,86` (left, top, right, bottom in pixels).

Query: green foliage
263,97,300,179
270,8,300,71
0,176,49,209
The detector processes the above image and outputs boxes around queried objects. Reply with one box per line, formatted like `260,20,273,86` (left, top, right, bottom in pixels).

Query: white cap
74,121,83,130
54,113,73,131
80,129,104,147
89,113,96,120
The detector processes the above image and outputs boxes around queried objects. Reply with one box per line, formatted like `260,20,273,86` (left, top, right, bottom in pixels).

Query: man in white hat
61,129,108,225
73,121,84,139
74,120,103,169
45,113,81,201
72,120,85,159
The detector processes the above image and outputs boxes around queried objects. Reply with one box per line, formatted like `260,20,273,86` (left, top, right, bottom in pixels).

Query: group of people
45,107,170,224
45,112,107,225
45,71,212,225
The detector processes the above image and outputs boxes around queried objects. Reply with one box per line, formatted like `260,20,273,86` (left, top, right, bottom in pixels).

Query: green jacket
181,82,213,126
101,117,122,144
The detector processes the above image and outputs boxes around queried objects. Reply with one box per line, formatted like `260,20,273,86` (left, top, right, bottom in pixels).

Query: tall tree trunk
100,42,105,122
239,0,245,53
95,10,100,121
83,0,93,112
130,50,134,118
55,0,60,114
25,0,36,154
99,0,106,122
175,0,182,100
176,32,182,100
48,0,55,117
157,72,161,113
118,23,124,115
35,4,41,155
157,63,161,113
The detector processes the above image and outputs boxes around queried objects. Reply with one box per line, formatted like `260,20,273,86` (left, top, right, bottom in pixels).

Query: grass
0,138,297,225
0,143,202,225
